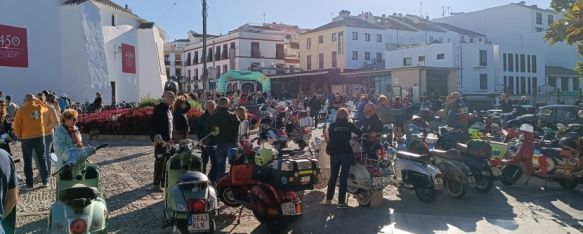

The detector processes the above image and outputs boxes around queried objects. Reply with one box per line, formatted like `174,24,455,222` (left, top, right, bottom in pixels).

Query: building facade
0,0,167,104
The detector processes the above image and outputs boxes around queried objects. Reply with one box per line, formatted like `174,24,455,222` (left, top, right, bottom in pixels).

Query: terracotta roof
303,17,383,34
138,22,155,29
546,66,579,76
434,22,485,37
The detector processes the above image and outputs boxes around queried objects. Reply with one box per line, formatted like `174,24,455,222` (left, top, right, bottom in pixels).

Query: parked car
536,105,583,128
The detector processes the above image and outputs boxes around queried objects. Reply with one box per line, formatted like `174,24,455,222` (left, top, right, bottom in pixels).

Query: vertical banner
121,43,136,74
0,24,28,68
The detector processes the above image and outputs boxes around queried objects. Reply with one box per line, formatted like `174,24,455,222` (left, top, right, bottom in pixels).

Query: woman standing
0,100,13,155
173,95,192,140
392,97,405,140
325,108,362,209
235,106,249,139
53,109,83,170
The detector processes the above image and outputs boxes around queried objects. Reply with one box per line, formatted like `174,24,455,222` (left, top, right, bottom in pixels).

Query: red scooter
501,124,583,190
216,138,302,233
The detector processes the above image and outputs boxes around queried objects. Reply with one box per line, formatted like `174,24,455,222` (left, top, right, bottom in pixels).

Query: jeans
326,153,353,204
210,143,235,183
44,134,53,175
153,144,166,187
201,146,215,174
21,137,48,186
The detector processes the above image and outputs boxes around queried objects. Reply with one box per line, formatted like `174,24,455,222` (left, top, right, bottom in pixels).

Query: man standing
0,149,18,234
13,94,49,190
207,97,240,183
445,92,469,131
149,91,175,192
196,101,216,174
500,93,513,114
42,94,60,175
360,103,384,154
308,94,322,129
4,97,17,123
92,93,102,113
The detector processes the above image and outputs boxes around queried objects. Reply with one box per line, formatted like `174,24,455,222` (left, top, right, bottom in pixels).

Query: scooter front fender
48,198,108,234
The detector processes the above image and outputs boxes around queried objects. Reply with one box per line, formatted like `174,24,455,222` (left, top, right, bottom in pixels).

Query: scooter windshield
63,147,96,166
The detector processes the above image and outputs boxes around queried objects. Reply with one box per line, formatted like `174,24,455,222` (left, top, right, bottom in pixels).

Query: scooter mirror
50,153,59,162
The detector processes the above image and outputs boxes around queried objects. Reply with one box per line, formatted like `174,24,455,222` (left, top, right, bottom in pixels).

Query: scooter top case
48,185,108,234
166,171,218,220
269,155,320,191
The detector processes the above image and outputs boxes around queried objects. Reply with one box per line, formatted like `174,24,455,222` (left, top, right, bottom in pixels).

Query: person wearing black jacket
325,108,362,209
196,101,216,174
149,91,175,191
173,95,192,140
207,97,240,183
361,103,384,154
308,94,322,128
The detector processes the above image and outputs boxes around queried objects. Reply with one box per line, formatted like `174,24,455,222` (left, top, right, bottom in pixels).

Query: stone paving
9,134,583,234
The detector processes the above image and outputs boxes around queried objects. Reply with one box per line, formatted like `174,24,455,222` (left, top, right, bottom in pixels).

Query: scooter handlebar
96,144,108,150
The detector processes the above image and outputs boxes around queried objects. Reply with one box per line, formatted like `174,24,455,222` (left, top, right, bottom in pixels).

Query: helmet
418,110,435,122
256,147,275,166
468,128,482,139
227,148,240,163
411,117,428,129
558,137,577,152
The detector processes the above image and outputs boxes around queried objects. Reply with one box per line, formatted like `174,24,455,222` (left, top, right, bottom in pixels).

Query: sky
113,0,552,41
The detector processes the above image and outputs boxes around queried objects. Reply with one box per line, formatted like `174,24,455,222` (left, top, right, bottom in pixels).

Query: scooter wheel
445,180,468,199
314,169,329,189
218,187,241,207
266,218,288,234
501,165,522,186
414,186,437,203
474,176,494,193
355,190,383,207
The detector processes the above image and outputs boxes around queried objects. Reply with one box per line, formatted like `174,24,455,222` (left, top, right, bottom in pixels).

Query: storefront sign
121,43,136,74
0,24,28,68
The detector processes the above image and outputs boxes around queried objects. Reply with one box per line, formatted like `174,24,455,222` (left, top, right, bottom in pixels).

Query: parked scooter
501,123,583,190
157,133,218,234
47,144,108,234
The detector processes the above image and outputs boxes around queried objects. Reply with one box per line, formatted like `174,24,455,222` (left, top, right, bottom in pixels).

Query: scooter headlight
281,161,294,171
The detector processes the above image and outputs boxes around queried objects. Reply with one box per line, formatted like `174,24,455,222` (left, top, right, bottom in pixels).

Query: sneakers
324,200,332,205
337,203,348,209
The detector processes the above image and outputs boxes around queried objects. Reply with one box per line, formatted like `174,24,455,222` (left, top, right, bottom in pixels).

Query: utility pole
202,0,208,89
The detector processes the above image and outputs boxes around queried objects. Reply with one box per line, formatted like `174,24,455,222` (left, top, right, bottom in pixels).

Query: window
527,55,531,73
318,53,324,69
520,54,526,72
365,33,371,41
230,42,236,49
193,51,199,64
222,44,228,59
561,77,569,91
528,77,532,95
318,35,324,44
194,69,199,79
376,53,383,62
403,57,412,66
223,64,228,74
306,55,312,70
548,76,557,87
521,77,526,95
186,53,191,66
276,44,284,59
111,14,116,26
532,77,538,94
306,38,311,49
332,51,337,68
515,54,519,72
480,74,488,90
575,77,581,91
536,27,544,32
207,48,213,61
216,66,221,77
175,68,182,77
332,33,337,41
376,34,382,42
508,76,514,95
532,55,537,73
251,42,260,58
215,46,221,61
548,15,554,25
338,32,344,54
503,53,507,71
479,50,487,66
418,56,425,62
352,32,358,40
352,51,358,60
536,12,542,25
508,53,514,72
437,53,445,60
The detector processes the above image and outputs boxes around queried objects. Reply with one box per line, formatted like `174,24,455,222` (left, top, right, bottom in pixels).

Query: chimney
125,4,128,9
519,1,526,5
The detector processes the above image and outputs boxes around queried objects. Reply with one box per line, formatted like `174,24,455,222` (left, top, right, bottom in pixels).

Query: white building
0,0,167,104
434,1,582,98
168,23,303,92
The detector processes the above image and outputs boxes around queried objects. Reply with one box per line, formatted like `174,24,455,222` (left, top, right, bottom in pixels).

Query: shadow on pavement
16,215,47,234
106,200,165,233
95,150,152,167
106,184,153,212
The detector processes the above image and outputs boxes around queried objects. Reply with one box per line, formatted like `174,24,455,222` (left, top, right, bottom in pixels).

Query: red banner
0,24,28,68
121,43,136,74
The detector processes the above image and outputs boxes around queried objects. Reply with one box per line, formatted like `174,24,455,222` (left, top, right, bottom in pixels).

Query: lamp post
201,0,208,89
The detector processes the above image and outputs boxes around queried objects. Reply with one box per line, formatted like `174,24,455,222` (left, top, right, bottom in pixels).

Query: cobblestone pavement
10,131,583,234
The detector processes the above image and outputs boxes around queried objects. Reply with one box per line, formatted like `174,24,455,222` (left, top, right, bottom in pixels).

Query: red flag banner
0,24,28,68
121,43,136,74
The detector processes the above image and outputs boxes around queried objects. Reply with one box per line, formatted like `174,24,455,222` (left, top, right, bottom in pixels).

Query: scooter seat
430,149,462,160
540,147,567,158
396,151,430,162
178,171,209,184
59,185,98,202
278,148,295,155
456,143,468,153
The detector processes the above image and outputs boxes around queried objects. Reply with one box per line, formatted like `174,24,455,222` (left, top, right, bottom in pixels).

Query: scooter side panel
166,186,214,220
393,158,440,181
48,199,107,234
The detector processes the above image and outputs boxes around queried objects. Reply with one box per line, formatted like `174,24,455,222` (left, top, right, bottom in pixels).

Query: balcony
164,61,170,65
174,61,182,66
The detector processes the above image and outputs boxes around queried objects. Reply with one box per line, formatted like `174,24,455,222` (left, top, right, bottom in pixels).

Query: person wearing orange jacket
12,94,49,190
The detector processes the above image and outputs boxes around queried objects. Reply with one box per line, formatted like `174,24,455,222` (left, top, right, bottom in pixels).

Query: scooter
216,142,305,233
286,110,313,150
501,124,583,190
47,145,108,234
158,133,218,234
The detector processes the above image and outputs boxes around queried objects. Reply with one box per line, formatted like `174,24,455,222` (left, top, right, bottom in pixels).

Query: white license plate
491,167,502,177
301,176,311,184
468,176,476,185
281,202,297,216
187,214,210,232
372,177,385,186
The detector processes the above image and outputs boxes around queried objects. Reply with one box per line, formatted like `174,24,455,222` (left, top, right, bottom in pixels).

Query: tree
545,0,583,74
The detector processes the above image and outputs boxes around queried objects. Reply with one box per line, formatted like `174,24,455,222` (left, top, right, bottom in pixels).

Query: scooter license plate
434,177,444,189
301,176,311,184
281,202,297,216
187,214,210,232
372,177,385,187
491,167,502,177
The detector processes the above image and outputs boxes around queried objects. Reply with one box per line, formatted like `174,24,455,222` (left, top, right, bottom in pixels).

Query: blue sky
115,0,552,41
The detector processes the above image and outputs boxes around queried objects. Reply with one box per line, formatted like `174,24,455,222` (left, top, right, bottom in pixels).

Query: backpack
467,139,492,158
